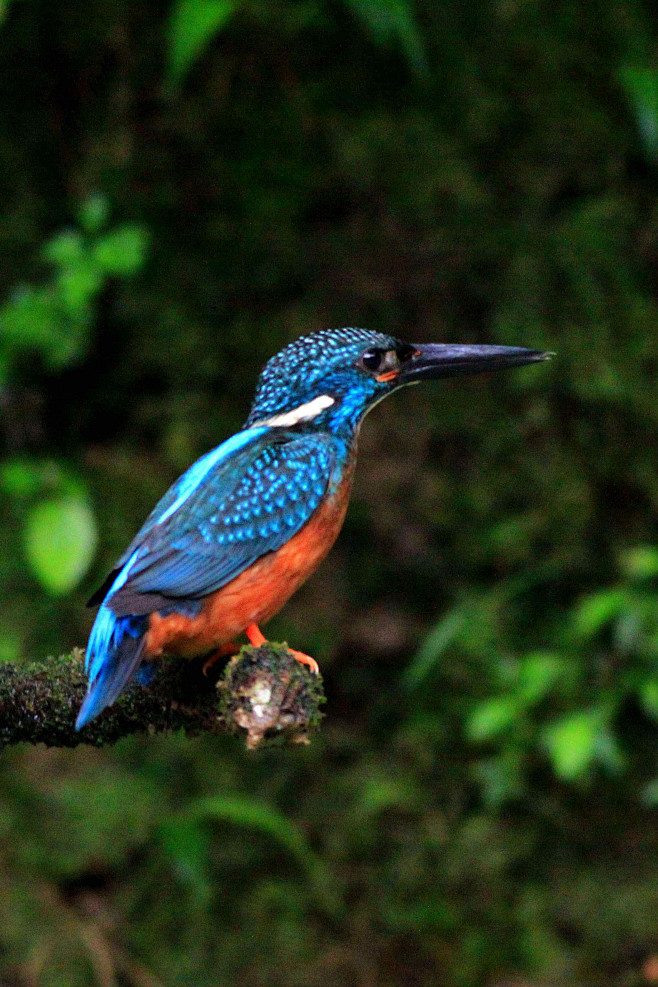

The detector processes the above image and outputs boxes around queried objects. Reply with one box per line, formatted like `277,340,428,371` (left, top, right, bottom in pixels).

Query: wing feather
105,430,337,615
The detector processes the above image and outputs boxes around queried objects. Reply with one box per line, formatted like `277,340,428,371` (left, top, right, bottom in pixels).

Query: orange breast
144,463,355,659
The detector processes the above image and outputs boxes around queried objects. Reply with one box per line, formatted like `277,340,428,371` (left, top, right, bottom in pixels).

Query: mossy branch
0,644,325,750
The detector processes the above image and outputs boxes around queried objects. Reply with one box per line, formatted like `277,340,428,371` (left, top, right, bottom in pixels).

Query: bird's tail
75,604,148,730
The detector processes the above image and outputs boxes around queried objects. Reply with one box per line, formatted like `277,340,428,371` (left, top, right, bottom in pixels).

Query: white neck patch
256,394,335,429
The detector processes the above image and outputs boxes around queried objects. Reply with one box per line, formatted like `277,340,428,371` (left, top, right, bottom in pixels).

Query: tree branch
0,644,325,750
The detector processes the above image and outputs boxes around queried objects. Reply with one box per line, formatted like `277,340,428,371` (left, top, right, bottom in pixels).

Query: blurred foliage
345,0,428,77
0,195,148,382
2,0,658,984
0,200,147,599
411,546,658,806
619,63,658,162
167,0,240,86
24,494,97,595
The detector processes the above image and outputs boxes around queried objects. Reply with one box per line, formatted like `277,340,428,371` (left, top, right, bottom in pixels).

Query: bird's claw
289,649,320,675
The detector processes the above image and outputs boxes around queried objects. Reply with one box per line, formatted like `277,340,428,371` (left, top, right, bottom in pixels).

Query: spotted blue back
108,430,338,614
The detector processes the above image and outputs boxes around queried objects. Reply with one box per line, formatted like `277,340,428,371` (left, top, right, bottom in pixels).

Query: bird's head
246,327,550,436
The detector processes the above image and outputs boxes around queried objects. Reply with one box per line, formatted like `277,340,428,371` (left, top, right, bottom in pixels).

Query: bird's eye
360,348,384,372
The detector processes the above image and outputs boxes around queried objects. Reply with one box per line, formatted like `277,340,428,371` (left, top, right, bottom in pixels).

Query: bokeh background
1,1,658,984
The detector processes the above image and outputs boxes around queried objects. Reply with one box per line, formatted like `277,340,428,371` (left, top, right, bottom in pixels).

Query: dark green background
2,1,658,984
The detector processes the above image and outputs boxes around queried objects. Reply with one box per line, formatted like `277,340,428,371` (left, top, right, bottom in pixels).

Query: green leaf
0,459,78,500
24,496,98,595
572,588,628,639
620,545,658,581
542,709,603,781
78,194,109,234
640,778,658,806
517,652,564,705
56,258,103,312
167,0,238,86
404,606,467,689
639,680,658,721
93,224,149,276
0,285,90,368
467,697,519,743
41,230,85,267
2,286,61,349
0,459,48,498
343,0,428,77
619,65,658,162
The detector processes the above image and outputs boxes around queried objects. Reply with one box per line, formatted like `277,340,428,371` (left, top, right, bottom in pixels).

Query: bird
76,327,550,728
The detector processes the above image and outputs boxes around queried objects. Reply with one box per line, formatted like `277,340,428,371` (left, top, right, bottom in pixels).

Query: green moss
0,644,325,750
219,643,325,748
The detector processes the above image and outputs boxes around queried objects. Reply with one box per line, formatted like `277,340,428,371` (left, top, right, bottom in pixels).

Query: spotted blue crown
246,327,399,425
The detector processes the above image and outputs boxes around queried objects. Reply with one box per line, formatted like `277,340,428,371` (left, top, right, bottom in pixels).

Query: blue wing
87,424,273,606
105,428,338,616
78,426,338,729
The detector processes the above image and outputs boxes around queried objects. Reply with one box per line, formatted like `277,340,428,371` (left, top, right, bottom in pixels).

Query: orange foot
245,624,320,675
202,641,240,676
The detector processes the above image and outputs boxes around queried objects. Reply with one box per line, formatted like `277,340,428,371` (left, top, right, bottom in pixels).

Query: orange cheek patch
376,370,399,383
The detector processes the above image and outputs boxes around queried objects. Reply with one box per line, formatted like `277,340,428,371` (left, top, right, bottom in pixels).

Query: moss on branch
0,644,325,750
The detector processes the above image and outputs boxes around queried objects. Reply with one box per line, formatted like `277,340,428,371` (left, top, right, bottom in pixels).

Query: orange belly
144,466,354,659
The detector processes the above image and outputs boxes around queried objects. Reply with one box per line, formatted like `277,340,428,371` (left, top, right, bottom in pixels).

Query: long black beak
398,343,552,383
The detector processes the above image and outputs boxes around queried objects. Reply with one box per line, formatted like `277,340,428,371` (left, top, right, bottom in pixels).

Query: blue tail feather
76,605,148,730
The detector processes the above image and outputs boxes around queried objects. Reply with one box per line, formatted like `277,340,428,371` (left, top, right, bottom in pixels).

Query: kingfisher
76,328,549,728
